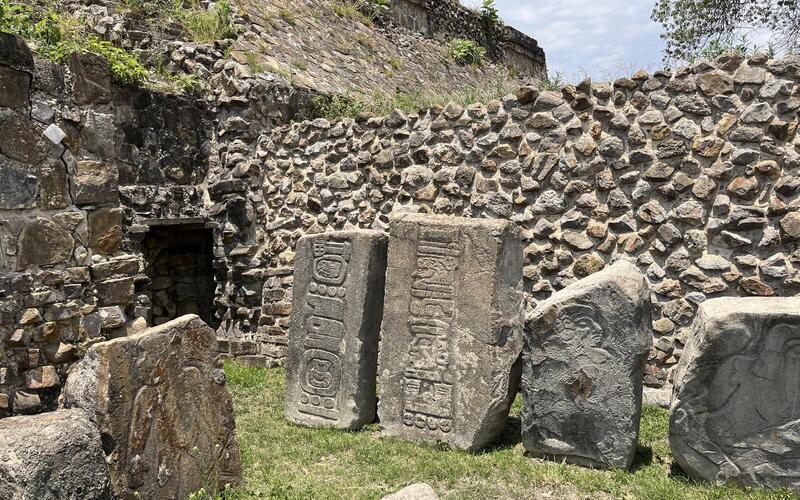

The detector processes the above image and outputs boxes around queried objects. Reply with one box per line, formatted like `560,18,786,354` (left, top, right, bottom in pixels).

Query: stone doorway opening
141,223,218,328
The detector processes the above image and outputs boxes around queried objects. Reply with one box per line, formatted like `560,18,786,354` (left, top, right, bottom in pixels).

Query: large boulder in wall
0,409,112,500
670,297,800,493
62,314,242,499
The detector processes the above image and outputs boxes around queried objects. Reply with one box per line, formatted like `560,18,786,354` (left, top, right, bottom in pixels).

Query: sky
463,0,667,81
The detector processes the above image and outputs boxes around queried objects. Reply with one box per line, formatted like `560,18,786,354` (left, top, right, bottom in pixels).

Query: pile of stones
284,214,800,493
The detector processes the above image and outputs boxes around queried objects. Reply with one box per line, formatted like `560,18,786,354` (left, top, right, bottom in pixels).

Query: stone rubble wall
0,29,313,417
259,53,800,388
0,35,217,417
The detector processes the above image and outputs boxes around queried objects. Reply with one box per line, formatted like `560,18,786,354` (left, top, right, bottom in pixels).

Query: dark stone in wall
0,157,38,209
73,161,120,205
0,66,30,108
0,113,48,165
16,218,75,269
69,52,112,106
115,89,211,186
0,33,34,72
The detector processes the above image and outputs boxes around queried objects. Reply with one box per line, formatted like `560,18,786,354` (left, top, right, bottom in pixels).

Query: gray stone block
670,297,800,493
378,214,524,451
0,409,111,500
521,260,652,470
62,315,241,498
285,230,388,429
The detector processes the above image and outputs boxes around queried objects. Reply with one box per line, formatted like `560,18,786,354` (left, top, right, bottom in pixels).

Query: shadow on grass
668,461,690,480
482,415,522,452
630,445,654,472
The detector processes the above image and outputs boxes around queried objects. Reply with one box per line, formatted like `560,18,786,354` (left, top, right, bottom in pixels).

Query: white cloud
490,0,666,81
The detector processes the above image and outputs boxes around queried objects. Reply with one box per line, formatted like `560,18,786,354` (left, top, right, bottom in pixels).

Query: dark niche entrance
141,224,218,328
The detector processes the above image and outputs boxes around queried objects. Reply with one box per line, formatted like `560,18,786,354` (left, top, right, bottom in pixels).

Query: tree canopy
652,0,800,61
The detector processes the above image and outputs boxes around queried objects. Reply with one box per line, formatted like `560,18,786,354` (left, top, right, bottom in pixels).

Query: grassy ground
224,362,797,500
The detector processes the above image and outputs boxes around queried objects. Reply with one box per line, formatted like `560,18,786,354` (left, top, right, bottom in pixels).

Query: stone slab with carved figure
670,297,800,493
520,260,652,470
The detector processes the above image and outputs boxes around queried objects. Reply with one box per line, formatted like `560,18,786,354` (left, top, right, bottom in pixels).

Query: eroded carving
379,214,524,451
670,298,800,493
285,230,387,430
402,228,460,434
521,261,651,470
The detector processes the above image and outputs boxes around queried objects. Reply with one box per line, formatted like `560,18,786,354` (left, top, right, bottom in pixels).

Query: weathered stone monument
521,260,651,470
62,315,242,499
284,230,388,429
0,409,112,499
378,214,524,451
670,297,800,493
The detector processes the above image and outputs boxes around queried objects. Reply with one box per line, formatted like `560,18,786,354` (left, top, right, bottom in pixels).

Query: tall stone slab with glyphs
378,214,524,451
521,261,651,470
285,230,388,429
670,297,800,493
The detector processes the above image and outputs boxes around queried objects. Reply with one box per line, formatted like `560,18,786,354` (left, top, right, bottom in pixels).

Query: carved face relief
549,304,609,366
300,349,342,397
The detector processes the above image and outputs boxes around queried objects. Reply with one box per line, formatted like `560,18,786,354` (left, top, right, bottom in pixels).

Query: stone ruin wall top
388,0,547,79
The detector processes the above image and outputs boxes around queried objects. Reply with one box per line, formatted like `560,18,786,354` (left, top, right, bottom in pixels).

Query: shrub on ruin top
0,2,148,87
481,0,500,29
447,38,486,66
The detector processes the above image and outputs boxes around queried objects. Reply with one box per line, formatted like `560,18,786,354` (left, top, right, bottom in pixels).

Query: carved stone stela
379,214,524,451
402,227,459,434
670,297,800,493
299,238,351,420
285,230,388,430
521,261,651,470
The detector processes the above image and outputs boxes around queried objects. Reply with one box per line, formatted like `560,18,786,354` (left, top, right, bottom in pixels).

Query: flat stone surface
62,315,241,498
0,113,47,165
69,51,112,105
670,297,800,493
16,217,74,269
0,157,38,209
0,66,30,108
88,208,124,254
381,483,440,500
521,260,652,470
284,230,388,429
0,409,111,500
0,33,34,71
74,161,120,205
378,214,524,451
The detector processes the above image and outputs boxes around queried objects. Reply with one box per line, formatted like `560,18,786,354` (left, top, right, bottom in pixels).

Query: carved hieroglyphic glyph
285,230,388,429
378,214,524,451
521,261,651,470
670,297,800,493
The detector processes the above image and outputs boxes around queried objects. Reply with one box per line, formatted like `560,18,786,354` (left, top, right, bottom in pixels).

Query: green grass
224,362,796,499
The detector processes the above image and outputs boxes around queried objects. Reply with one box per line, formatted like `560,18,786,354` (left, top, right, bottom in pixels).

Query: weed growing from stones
0,2,147,86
